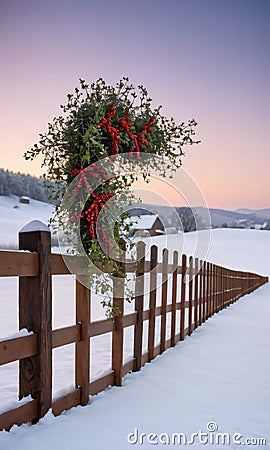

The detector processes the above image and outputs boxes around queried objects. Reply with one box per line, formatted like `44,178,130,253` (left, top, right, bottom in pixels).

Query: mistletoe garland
67,100,157,256
24,77,200,317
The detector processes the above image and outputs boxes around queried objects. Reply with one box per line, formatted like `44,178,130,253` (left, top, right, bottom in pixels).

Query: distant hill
126,203,270,231
207,208,262,228
235,208,270,220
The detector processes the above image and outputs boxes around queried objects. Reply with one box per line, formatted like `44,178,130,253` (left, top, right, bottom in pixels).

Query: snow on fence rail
0,222,268,431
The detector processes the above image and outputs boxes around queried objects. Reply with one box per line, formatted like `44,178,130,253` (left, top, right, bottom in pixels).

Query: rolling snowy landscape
0,195,269,449
1,0,269,448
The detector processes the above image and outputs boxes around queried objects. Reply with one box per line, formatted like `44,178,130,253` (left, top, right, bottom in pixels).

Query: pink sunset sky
0,0,269,210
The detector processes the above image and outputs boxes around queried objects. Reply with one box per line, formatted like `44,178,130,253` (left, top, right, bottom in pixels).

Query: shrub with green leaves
24,77,200,318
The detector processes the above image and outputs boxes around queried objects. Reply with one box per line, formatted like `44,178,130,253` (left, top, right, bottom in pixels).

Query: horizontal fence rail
0,223,268,431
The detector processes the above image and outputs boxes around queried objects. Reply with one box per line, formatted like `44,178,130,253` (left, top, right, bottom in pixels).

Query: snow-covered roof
129,214,159,230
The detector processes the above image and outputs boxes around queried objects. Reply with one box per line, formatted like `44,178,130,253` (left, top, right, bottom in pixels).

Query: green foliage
24,77,200,319
24,77,199,186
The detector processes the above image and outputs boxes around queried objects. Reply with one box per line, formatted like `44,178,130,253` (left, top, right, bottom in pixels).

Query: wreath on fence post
24,77,200,317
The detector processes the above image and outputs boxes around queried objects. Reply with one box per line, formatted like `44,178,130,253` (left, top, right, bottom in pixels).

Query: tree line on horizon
0,168,200,232
0,168,58,203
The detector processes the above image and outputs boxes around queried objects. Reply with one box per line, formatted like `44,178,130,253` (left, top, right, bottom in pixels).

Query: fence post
225,268,228,307
214,265,218,313
112,241,126,386
75,278,91,404
19,220,52,422
213,264,216,314
225,268,229,307
133,242,145,371
210,263,214,316
227,269,230,305
148,245,158,361
199,260,203,326
180,254,187,341
208,263,211,317
202,261,207,322
206,262,210,319
194,258,199,330
226,268,229,306
160,248,168,354
240,271,243,297
218,266,222,311
208,262,211,315
230,269,233,304
221,266,224,310
170,250,178,347
241,271,245,295
188,256,193,335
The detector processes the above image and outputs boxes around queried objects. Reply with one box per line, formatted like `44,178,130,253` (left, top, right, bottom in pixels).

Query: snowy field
0,195,53,248
0,195,270,449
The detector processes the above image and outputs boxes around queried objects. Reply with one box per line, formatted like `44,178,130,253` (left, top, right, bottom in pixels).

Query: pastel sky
0,0,269,210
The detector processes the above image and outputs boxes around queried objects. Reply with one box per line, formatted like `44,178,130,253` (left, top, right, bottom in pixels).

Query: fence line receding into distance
0,223,268,431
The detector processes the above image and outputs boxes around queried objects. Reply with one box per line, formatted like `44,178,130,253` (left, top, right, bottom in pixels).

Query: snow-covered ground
0,195,270,449
0,195,54,248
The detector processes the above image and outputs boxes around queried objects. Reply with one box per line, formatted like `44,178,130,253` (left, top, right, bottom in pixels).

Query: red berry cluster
70,164,113,254
70,190,113,255
98,103,156,159
69,105,156,256
70,164,110,194
98,104,120,156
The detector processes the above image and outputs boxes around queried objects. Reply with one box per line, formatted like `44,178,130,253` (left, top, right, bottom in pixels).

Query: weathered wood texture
170,250,178,347
0,400,38,432
148,245,158,360
0,334,38,366
180,254,187,341
0,250,38,277
0,231,268,432
133,242,146,372
160,248,168,354
75,278,91,406
19,224,52,421
112,244,125,387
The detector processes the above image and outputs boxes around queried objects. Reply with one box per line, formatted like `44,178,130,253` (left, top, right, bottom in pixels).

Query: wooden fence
0,222,268,431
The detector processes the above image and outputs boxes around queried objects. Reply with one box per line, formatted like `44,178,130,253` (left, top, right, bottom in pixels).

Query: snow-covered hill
0,195,54,248
0,198,270,449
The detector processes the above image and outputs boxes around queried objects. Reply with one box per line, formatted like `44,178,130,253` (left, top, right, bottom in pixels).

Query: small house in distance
19,196,30,204
129,215,164,237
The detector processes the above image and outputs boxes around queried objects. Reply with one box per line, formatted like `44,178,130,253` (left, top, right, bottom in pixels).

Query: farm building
129,214,164,237
19,196,30,204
